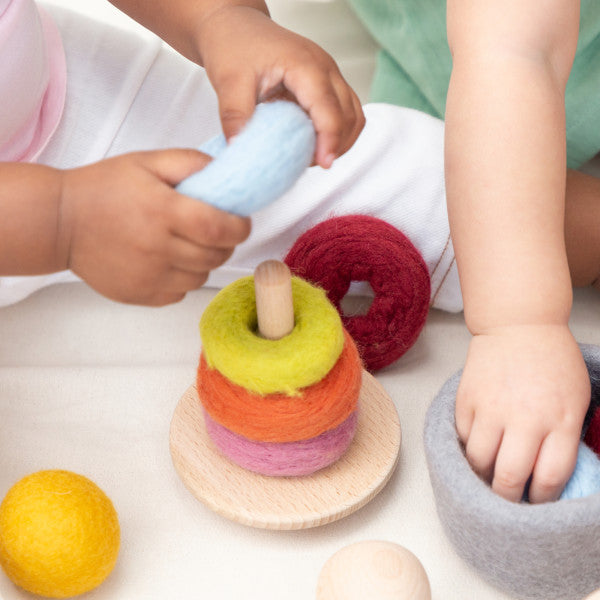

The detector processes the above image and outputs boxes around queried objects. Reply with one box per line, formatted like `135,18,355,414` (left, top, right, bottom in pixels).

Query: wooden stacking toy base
169,370,401,530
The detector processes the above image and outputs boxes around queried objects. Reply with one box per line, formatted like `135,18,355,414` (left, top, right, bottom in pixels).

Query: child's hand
59,150,250,306
455,324,590,503
196,5,364,169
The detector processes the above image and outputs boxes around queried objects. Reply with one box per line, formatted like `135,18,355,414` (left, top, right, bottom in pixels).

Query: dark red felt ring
284,215,430,371
585,407,600,456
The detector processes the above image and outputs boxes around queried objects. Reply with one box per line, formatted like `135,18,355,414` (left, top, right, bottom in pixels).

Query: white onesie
0,3,463,312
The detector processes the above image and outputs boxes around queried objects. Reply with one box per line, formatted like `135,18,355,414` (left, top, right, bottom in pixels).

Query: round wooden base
169,371,401,530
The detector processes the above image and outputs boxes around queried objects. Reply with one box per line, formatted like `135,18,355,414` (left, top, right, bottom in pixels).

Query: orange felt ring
197,329,362,443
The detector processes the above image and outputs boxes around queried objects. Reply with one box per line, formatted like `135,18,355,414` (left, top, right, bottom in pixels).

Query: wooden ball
316,541,431,600
585,591,600,600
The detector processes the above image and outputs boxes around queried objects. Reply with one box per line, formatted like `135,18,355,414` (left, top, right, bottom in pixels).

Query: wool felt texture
561,442,600,500
203,409,358,477
176,100,316,216
199,275,345,395
197,329,362,443
424,343,600,600
285,215,430,371
0,470,120,598
584,407,600,455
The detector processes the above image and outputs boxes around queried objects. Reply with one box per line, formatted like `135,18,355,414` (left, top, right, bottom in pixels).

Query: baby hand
455,324,590,503
196,5,364,168
59,150,250,305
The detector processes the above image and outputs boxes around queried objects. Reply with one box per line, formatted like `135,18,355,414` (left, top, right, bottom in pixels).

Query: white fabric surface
1,2,599,600
2,283,600,600
0,2,462,312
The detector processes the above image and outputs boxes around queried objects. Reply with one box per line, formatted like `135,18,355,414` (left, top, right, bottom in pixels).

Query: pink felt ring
203,409,358,477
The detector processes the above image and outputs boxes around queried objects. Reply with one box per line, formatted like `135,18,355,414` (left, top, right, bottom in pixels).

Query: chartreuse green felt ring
199,276,345,396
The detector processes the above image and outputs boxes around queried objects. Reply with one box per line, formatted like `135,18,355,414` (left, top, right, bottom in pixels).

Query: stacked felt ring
197,275,363,476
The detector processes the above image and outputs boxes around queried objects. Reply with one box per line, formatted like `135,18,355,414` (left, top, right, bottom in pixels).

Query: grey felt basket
424,344,600,600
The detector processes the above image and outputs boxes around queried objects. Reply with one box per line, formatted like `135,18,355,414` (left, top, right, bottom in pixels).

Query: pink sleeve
0,0,66,162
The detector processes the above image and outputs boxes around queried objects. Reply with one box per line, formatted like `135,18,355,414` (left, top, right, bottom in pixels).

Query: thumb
141,148,213,187
217,74,257,141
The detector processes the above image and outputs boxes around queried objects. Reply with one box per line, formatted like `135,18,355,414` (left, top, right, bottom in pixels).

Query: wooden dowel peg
254,260,295,340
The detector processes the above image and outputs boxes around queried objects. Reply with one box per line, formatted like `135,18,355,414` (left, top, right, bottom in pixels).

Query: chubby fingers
456,398,504,487
167,236,236,274
214,61,364,169
459,407,580,503
216,71,257,143
142,147,213,186
286,63,364,168
457,403,532,502
329,74,365,158
146,146,251,268
146,200,250,306
170,194,250,275
462,421,541,503
462,419,503,484
460,410,561,503
527,432,579,503
171,195,251,249
490,429,543,502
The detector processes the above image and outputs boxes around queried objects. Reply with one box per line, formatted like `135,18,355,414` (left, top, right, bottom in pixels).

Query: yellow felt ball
0,470,120,598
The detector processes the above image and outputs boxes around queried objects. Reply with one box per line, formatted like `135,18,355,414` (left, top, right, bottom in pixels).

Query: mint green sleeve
346,0,450,119
347,0,600,168
565,1,600,168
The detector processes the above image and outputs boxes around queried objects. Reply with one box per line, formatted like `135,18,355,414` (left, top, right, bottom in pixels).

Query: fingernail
322,153,335,169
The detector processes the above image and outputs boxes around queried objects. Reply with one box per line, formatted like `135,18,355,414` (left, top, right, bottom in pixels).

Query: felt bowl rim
424,343,600,600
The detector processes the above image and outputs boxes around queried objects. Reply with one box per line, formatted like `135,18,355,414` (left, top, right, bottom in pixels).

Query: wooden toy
170,99,401,529
169,260,401,530
316,541,431,600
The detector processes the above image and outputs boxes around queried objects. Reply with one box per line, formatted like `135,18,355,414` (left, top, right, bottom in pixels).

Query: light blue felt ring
561,441,600,499
175,100,316,216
